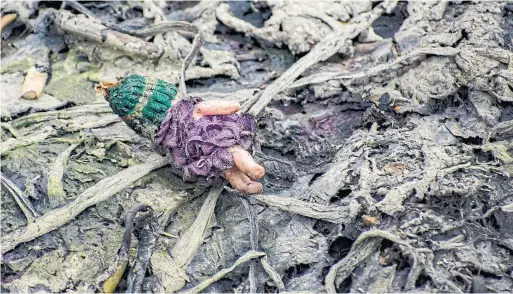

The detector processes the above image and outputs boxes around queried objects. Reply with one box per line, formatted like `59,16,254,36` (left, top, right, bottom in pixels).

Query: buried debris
1,0,513,293
123,204,160,293
46,140,85,208
1,153,169,254
183,250,266,294
1,172,39,222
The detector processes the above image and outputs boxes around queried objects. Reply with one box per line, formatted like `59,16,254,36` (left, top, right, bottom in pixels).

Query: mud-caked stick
1,154,169,254
243,3,387,116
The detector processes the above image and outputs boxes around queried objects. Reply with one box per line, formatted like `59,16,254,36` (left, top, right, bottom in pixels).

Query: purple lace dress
155,97,256,183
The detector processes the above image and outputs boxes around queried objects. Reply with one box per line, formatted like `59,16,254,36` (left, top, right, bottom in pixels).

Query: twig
182,250,266,294
102,204,143,293
325,230,410,293
102,204,160,293
47,141,84,208
288,47,461,89
12,104,112,129
3,112,120,157
243,3,386,116
240,197,258,293
502,203,513,213
352,230,424,292
0,123,20,138
149,185,223,293
64,0,198,37
325,236,381,293
55,5,200,60
1,126,56,156
171,185,223,268
189,88,260,105
249,193,357,224
1,153,169,254
177,30,203,99
47,135,131,144
1,172,39,222
160,231,178,239
260,255,285,291
63,114,121,132
303,132,372,204
55,10,162,59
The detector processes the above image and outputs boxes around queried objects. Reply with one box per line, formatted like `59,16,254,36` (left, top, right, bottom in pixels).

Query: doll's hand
191,100,264,194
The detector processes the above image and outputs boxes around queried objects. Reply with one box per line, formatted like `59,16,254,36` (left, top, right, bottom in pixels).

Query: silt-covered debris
1,1,512,293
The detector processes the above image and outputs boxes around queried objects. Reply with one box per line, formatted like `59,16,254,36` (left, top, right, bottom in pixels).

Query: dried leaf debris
1,1,512,293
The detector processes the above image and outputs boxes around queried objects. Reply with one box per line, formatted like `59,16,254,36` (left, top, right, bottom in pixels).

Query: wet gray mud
1,1,512,293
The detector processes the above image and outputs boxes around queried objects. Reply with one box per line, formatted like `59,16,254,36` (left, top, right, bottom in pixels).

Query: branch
183,250,266,294
243,4,386,116
171,185,223,268
1,154,169,254
288,47,460,89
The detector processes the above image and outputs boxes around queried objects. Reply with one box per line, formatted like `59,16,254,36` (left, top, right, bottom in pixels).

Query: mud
1,1,512,293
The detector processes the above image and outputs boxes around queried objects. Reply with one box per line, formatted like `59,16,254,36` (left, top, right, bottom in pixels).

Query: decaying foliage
1,0,512,293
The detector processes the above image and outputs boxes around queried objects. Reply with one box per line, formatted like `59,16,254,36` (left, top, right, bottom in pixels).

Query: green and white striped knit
107,74,177,139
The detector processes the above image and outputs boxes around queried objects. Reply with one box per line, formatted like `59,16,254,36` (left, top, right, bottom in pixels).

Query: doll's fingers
234,167,263,191
223,166,263,194
229,145,265,181
193,100,241,119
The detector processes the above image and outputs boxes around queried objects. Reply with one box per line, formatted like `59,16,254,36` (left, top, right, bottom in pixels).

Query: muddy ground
1,1,513,293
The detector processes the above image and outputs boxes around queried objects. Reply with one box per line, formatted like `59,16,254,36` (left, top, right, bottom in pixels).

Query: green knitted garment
107,74,177,139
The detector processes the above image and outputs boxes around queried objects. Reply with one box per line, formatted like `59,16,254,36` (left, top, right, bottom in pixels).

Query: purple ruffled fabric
155,97,256,183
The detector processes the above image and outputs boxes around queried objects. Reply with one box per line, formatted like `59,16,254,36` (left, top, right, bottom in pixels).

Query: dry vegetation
1,1,512,293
